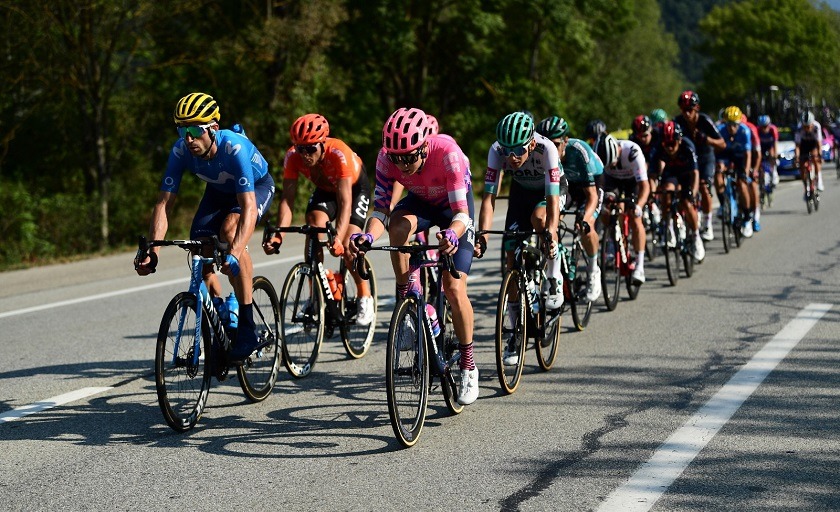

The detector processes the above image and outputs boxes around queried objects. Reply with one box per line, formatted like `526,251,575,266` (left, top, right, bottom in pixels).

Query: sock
507,301,520,326
754,208,760,222
459,342,475,370
396,283,409,298
635,251,644,269
547,256,561,281
588,255,598,272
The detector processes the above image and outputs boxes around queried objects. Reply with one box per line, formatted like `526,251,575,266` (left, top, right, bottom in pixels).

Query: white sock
754,208,760,222
547,257,561,281
635,251,644,270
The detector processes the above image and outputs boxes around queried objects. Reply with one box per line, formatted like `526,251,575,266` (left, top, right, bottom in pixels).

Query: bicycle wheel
494,269,527,394
339,256,377,359
535,306,560,371
720,198,731,254
664,218,680,286
599,221,620,311
280,262,324,378
386,297,429,448
625,227,641,300
570,241,593,331
682,235,695,278
438,297,465,415
236,276,281,402
155,292,211,432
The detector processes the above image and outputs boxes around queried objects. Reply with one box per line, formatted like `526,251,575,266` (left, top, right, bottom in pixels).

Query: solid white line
597,303,832,512
0,386,114,424
0,255,298,320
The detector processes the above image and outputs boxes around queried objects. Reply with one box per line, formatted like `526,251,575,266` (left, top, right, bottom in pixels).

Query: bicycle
136,236,281,432
356,239,464,447
659,189,694,286
759,151,775,209
801,156,820,214
719,164,742,254
263,222,378,378
599,191,641,311
559,207,594,331
477,229,561,394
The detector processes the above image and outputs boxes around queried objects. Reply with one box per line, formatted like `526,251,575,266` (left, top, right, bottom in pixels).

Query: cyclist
652,121,705,262
594,133,649,284
537,115,604,303
715,106,754,238
757,114,779,197
674,90,725,241
584,119,607,147
348,107,478,405
475,113,567,363
135,92,275,363
742,113,763,232
630,114,662,227
262,113,375,326
795,110,824,193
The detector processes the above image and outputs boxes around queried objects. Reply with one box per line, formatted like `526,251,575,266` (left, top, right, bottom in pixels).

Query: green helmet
496,112,535,147
536,115,569,139
650,108,668,124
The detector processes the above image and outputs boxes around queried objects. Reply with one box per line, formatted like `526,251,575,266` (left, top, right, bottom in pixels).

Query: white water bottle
526,279,540,315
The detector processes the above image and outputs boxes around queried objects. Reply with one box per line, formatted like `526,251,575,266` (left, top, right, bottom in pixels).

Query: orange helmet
290,114,329,145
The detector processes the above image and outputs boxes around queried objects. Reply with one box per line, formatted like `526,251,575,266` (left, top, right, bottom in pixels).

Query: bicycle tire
439,297,464,415
720,198,731,254
682,237,694,278
494,269,527,394
236,276,282,402
664,218,679,286
570,240,592,331
386,297,429,448
280,262,324,378
535,307,560,371
599,221,620,311
339,256,377,359
624,219,641,300
155,292,211,432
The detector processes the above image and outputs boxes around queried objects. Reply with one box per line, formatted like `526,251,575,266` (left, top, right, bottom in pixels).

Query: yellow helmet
723,106,743,124
173,92,220,126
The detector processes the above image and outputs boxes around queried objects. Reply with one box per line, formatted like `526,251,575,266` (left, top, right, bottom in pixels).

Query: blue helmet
757,115,770,127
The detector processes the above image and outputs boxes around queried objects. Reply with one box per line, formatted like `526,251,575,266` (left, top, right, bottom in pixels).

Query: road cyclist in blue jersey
134,92,276,364
715,106,754,238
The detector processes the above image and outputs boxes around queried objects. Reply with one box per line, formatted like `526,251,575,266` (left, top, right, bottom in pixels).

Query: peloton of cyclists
262,113,375,326
348,107,479,406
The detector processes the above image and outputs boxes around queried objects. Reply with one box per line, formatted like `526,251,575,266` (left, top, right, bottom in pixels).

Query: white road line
598,302,832,512
0,387,114,424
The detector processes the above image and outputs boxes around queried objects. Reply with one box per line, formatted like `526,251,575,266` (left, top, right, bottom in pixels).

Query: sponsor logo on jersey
225,141,242,156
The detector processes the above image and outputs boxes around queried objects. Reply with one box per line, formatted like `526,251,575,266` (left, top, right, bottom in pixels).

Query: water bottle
213,296,227,324
225,292,239,329
425,304,441,338
326,269,342,300
526,279,540,315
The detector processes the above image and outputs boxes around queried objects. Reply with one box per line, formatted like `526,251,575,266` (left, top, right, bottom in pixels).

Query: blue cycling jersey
716,122,752,158
161,129,270,194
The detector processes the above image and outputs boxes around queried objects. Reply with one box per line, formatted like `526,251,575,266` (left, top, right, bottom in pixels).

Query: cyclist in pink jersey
349,107,479,406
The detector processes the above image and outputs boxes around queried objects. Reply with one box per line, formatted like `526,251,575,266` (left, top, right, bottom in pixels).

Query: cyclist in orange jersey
263,113,375,325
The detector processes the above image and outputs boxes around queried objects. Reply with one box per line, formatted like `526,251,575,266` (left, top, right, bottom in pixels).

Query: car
821,127,834,162
776,127,798,178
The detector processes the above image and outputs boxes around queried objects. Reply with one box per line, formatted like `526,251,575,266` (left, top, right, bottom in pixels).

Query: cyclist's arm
389,181,405,213
582,185,599,229
148,191,175,256
334,176,353,244
476,191,496,251
277,178,297,228
635,178,650,211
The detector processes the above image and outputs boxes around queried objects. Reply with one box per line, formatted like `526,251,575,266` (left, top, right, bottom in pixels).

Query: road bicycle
477,229,561,394
136,236,281,432
719,165,742,254
263,222,377,378
659,190,694,286
759,151,775,209
599,191,641,311
801,156,820,214
559,207,594,331
356,238,464,448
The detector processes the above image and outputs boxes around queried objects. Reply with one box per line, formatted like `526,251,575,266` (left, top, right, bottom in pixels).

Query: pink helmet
383,107,430,153
426,114,440,136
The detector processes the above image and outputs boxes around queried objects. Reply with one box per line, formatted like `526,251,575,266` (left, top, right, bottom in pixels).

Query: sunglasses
386,149,423,165
295,144,319,155
726,122,740,128
176,123,214,139
500,142,531,157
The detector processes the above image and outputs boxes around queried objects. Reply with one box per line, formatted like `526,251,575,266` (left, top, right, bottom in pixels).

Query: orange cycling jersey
283,138,363,193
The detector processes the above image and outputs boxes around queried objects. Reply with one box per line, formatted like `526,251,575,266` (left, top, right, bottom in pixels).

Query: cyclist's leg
813,148,824,191
697,155,715,239
388,195,423,297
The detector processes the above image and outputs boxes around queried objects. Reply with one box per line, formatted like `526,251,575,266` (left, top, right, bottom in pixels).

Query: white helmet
594,133,619,167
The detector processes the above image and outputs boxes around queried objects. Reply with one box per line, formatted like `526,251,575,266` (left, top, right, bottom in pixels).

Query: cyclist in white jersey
594,134,650,284
795,111,824,192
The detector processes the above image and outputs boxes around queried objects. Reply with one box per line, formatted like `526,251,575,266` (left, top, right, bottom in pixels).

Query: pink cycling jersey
374,134,471,211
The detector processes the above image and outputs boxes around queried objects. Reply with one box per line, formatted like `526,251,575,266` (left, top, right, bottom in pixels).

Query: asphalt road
1,166,838,511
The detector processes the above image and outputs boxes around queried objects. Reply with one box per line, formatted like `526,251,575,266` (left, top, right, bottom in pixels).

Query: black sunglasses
295,144,319,155
386,149,423,165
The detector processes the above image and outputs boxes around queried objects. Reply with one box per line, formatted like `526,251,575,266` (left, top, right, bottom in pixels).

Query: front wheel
663,218,680,286
155,292,212,432
535,308,560,371
494,270,527,394
386,297,429,448
339,256,377,359
280,262,324,378
599,221,620,311
236,276,282,402
720,198,731,254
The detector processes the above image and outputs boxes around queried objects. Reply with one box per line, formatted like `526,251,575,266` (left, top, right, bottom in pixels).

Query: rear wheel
155,292,211,432
664,218,680,286
720,198,731,254
570,241,592,331
237,276,281,402
386,297,428,448
494,270,527,394
682,235,695,278
339,256,377,359
279,262,324,378
599,221,620,311
439,297,464,415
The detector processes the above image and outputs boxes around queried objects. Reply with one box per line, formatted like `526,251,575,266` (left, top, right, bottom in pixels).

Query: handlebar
354,242,461,280
134,235,229,273
262,221,337,254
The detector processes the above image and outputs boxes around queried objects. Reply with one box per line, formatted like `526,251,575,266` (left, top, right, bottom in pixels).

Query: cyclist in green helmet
477,112,568,343
650,108,669,125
